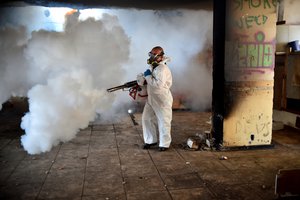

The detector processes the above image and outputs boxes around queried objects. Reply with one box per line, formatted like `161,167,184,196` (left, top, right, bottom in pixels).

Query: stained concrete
1,99,300,199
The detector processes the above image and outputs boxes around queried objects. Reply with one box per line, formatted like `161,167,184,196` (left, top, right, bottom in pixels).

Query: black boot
143,143,157,149
159,147,168,151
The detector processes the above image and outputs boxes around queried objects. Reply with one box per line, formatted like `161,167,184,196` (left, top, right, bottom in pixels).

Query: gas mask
147,51,164,67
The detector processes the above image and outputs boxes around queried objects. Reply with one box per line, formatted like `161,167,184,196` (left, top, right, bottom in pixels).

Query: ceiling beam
1,0,213,10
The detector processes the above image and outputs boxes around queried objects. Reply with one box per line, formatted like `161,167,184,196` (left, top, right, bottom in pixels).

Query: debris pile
185,130,214,151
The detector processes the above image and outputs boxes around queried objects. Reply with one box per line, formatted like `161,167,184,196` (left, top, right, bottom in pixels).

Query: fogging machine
106,80,139,92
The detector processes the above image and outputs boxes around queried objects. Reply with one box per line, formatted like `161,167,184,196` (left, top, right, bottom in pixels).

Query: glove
144,69,152,77
136,73,146,86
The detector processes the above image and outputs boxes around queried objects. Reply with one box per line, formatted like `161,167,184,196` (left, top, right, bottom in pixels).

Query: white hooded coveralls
142,58,173,148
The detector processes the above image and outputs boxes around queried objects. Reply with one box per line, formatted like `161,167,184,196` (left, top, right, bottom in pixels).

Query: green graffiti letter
248,44,258,67
239,44,247,67
233,0,243,10
263,44,273,67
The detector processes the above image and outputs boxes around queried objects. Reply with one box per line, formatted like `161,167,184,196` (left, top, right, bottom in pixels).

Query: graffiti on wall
233,0,276,29
236,31,273,68
236,14,268,29
228,0,276,71
235,112,271,138
233,0,277,10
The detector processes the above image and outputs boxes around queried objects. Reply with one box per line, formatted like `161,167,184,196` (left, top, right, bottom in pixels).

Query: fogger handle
106,80,138,92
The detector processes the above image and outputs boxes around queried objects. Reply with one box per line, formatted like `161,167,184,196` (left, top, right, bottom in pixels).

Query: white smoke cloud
0,6,213,154
21,69,106,154
1,10,130,154
0,25,30,110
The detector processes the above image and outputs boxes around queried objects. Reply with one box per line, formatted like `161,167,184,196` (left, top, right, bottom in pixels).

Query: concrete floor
0,99,300,200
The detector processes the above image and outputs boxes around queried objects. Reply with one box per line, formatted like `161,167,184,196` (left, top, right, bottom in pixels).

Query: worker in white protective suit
136,46,173,151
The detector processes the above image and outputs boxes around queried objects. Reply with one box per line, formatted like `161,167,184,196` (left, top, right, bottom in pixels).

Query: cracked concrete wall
223,0,277,147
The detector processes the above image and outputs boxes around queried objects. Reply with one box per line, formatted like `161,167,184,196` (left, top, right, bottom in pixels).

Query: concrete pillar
212,0,277,147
